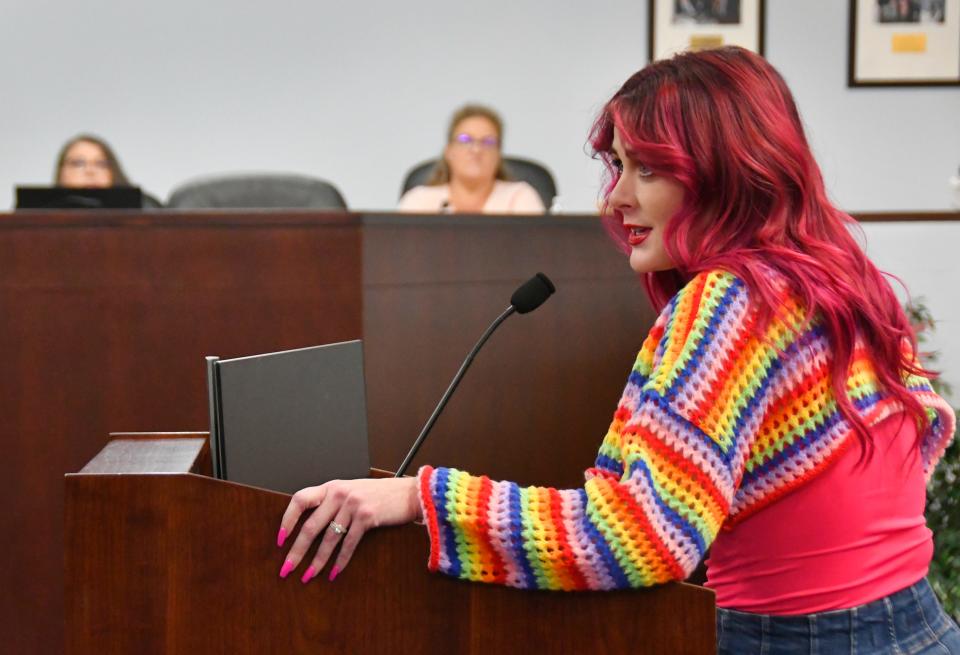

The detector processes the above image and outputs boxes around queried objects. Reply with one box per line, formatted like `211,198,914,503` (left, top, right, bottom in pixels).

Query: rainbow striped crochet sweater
416,270,956,591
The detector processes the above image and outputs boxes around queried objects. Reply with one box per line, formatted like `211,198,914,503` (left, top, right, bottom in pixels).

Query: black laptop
15,186,143,209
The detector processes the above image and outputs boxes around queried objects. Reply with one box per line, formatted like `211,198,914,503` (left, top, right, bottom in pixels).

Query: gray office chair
400,157,557,209
167,173,347,210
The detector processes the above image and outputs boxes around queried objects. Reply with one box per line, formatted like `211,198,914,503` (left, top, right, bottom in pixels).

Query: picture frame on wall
849,0,960,86
648,0,766,62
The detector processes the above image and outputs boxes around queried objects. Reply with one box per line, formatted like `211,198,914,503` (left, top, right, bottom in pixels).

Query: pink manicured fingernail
328,566,340,582
300,566,316,584
276,528,287,547
279,559,295,579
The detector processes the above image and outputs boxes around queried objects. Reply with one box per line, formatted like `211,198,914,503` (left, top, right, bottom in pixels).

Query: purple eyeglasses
453,133,500,149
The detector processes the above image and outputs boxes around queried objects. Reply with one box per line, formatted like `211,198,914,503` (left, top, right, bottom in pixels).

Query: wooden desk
1,210,655,652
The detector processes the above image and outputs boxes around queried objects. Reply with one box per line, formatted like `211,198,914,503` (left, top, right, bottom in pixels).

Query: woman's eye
637,163,653,177
611,158,623,173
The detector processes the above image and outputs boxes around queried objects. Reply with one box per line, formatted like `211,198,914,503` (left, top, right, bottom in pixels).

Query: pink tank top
706,413,932,615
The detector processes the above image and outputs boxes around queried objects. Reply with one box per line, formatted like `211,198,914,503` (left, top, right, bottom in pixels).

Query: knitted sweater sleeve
416,270,767,590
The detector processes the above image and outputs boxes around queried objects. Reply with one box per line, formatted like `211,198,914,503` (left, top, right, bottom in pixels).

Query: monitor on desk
15,186,143,209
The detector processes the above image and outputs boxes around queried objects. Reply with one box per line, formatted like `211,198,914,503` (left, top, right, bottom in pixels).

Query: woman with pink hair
277,47,959,653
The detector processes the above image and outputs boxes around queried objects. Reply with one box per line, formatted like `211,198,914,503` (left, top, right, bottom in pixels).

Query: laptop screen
15,186,143,209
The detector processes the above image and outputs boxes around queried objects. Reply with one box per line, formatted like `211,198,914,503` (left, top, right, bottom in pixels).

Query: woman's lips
626,226,651,246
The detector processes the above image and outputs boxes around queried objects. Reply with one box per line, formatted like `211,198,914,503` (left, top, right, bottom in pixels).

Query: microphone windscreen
510,273,556,314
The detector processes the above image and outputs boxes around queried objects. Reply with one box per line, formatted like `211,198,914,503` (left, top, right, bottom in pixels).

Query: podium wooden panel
66,436,715,654
1,211,364,654
361,214,657,486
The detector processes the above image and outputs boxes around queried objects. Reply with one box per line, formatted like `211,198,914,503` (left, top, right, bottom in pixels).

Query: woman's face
444,115,501,186
608,128,684,274
59,140,113,188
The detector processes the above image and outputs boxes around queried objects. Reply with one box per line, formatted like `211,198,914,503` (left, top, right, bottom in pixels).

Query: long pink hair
590,46,931,452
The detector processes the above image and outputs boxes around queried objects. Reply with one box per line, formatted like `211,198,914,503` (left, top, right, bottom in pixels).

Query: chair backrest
141,191,164,209
167,173,347,210
400,157,557,209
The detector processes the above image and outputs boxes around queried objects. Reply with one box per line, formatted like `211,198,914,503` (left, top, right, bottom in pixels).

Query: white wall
768,2,960,212
1,0,645,212
859,221,960,397
1,0,957,212
2,1,958,396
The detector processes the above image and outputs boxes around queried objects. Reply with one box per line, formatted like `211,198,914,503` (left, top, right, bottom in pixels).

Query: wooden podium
66,434,716,654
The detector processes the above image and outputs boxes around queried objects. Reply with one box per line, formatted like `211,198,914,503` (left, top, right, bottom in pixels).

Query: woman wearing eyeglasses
54,133,163,207
398,104,545,214
55,134,130,189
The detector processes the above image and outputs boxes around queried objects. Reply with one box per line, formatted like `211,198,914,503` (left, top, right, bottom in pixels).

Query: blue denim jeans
717,578,960,654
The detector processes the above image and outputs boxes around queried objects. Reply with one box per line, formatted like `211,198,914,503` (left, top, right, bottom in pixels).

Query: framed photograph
648,0,766,62
849,0,960,86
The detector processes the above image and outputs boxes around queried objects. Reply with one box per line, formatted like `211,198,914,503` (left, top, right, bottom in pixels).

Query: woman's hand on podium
276,476,422,583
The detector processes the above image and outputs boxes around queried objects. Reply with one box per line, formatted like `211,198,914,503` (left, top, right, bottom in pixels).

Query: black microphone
510,272,556,313
394,273,556,477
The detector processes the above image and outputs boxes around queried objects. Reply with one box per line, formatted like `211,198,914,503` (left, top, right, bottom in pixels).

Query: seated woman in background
398,104,545,214
55,134,131,188
54,134,161,207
